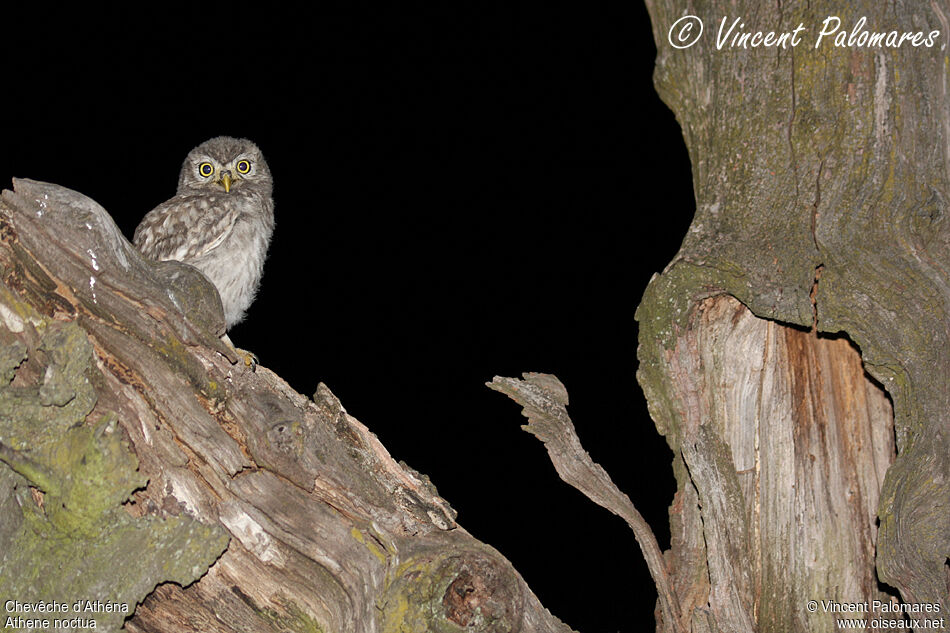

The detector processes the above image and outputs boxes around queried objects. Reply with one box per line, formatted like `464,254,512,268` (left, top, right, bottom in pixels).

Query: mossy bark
637,0,950,630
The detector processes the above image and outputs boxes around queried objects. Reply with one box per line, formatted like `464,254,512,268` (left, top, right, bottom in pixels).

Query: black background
1,4,694,631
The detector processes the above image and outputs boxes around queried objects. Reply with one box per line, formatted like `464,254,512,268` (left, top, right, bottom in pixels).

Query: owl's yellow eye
236,159,251,174
198,162,214,178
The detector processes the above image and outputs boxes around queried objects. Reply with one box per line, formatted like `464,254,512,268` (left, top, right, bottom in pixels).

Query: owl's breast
183,191,275,327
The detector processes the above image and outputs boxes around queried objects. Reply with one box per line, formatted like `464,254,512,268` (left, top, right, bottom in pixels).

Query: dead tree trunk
626,0,949,631
0,179,576,632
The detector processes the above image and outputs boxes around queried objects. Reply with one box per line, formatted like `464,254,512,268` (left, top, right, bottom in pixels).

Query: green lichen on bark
0,310,228,632
378,550,520,633
152,333,226,403
378,555,467,633
635,260,754,447
258,597,326,633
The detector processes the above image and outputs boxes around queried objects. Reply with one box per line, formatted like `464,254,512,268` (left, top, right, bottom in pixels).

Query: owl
134,137,275,329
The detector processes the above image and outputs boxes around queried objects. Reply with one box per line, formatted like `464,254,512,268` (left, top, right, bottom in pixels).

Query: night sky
0,4,694,631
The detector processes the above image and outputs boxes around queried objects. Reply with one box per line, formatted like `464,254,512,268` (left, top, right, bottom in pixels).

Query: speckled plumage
134,137,274,328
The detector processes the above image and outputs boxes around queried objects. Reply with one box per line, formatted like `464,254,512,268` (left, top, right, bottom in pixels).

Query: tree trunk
630,0,949,630
0,179,575,632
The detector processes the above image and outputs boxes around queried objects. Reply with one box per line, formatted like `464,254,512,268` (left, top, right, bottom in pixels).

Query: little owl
134,136,275,329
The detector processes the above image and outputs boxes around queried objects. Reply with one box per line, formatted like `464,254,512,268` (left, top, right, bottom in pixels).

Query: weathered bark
627,0,949,631
488,373,687,633
0,179,575,632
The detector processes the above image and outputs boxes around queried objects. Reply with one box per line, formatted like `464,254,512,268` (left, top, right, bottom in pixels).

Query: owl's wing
133,194,240,262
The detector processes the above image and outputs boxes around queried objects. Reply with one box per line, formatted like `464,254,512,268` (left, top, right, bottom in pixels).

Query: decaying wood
664,297,898,632
0,178,576,632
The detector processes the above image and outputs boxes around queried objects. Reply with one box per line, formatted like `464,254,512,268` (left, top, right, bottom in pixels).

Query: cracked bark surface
0,178,575,632
635,0,950,630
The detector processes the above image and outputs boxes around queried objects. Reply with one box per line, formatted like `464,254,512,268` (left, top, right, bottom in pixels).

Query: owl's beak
218,172,233,193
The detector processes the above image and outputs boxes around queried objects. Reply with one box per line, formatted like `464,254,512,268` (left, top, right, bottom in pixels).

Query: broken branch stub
488,372,686,633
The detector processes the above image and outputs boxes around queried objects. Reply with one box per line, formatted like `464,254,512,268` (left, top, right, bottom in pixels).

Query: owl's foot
221,334,258,371
237,348,259,370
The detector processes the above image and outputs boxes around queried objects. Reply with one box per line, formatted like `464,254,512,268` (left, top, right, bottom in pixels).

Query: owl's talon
220,334,257,371
240,349,259,370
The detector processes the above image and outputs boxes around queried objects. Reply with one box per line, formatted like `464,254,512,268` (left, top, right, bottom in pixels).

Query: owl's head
177,136,272,195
